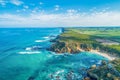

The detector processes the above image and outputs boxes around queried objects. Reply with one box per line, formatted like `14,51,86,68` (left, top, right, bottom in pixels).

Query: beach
90,50,116,61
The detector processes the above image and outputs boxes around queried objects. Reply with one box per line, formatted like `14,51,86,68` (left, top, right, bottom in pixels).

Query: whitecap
50,52,64,56
55,70,65,75
97,60,102,65
25,47,32,51
32,46,42,49
35,40,46,42
43,36,49,39
25,46,42,51
18,51,41,54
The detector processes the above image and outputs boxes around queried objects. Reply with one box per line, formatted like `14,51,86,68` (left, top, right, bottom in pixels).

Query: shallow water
0,28,107,80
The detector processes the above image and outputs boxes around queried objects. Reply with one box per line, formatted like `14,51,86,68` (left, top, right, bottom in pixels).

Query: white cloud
66,9,78,16
0,11,120,27
10,0,23,6
0,0,23,6
23,5,29,9
0,0,7,6
31,7,40,13
67,9,78,13
54,5,60,11
39,2,43,5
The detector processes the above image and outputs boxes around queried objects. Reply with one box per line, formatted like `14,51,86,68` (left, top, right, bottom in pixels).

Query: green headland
49,27,120,80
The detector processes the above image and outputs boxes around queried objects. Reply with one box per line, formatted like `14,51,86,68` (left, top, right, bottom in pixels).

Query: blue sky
0,0,120,27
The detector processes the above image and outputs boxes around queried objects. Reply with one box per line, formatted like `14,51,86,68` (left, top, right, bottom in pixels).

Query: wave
50,52,74,56
18,51,41,54
25,47,32,51
35,40,47,43
97,60,102,65
50,52,64,56
43,36,49,39
32,46,42,49
55,70,65,75
25,46,42,51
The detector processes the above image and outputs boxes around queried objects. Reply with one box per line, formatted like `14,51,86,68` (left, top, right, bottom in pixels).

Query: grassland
70,27,120,52
59,29,95,43
72,27,120,43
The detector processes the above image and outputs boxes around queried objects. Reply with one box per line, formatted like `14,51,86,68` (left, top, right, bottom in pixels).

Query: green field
65,27,120,53
71,27,120,42
51,27,120,55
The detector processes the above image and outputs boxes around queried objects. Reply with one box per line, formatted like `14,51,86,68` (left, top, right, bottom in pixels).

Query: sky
0,0,120,27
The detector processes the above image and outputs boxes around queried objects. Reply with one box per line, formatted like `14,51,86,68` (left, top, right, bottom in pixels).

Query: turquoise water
0,28,107,80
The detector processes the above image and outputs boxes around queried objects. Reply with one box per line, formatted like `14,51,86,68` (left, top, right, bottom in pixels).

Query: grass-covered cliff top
58,28,120,53
50,28,101,53
50,28,120,55
58,29,97,44
70,27,120,52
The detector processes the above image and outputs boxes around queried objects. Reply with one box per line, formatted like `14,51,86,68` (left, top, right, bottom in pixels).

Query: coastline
89,50,116,61
77,48,116,60
49,28,118,61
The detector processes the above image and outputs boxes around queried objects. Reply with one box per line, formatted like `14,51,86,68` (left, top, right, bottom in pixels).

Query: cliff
48,29,95,53
49,29,120,56
49,41,82,53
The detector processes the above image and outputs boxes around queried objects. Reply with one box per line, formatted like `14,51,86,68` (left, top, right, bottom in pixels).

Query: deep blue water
0,28,107,80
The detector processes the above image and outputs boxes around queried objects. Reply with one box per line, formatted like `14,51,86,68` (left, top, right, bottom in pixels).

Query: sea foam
35,40,46,42
43,36,49,39
55,70,65,75
25,47,32,51
18,51,41,54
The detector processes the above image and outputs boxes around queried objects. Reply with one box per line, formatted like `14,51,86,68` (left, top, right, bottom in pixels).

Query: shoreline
89,50,116,61
50,28,118,61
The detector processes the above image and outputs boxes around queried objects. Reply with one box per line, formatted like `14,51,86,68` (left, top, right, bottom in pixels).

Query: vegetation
108,45,120,52
72,27,120,43
49,27,120,79
49,27,120,56
111,59,120,72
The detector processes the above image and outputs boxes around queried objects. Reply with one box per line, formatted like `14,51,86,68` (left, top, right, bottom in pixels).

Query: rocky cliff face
49,41,82,53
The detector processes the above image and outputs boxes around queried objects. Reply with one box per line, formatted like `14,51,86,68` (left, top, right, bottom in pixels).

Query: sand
90,50,116,61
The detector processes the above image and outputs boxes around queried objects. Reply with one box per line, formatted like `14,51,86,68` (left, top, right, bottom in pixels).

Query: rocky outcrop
48,41,82,53
84,60,120,80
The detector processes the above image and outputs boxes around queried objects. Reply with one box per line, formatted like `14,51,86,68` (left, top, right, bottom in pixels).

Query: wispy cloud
39,2,43,5
0,0,7,6
23,5,29,9
54,5,60,11
10,0,23,6
0,0,23,6
0,11,120,27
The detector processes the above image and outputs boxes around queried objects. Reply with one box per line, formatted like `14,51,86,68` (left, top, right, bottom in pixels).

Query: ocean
0,28,107,80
